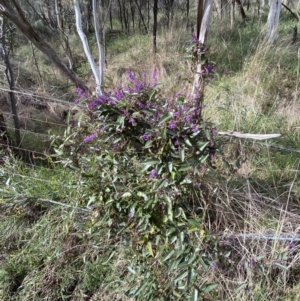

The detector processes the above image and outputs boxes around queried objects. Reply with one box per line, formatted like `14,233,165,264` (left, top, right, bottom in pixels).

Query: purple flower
76,87,86,96
142,133,151,140
138,101,146,109
205,65,214,73
115,89,124,101
174,110,180,118
288,242,296,249
121,109,130,117
168,120,177,130
127,70,136,82
84,133,97,143
75,87,87,103
150,169,158,179
195,182,201,188
211,262,218,268
192,34,198,42
191,124,198,132
97,95,109,104
88,101,97,109
152,69,157,87
211,127,218,135
184,115,193,123
128,118,135,125
133,81,145,93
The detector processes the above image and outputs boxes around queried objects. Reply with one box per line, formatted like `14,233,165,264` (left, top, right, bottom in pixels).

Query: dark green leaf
200,283,218,293
162,250,175,262
234,283,247,293
158,112,173,125
174,270,188,283
187,268,195,286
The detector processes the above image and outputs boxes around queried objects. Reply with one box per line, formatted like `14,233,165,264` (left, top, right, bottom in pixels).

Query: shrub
56,70,220,299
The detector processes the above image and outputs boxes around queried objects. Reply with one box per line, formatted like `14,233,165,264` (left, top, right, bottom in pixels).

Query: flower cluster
76,70,216,183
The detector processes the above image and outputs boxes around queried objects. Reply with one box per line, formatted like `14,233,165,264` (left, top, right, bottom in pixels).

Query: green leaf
142,159,160,166
157,179,168,189
178,281,186,290
188,253,197,265
200,283,218,293
102,251,116,265
191,287,199,301
255,255,264,261
167,204,173,222
234,283,247,293
162,250,175,262
180,148,185,162
178,164,191,172
168,161,173,172
187,268,195,286
197,141,209,151
142,159,160,171
184,137,192,146
121,192,132,198
134,282,148,296
144,140,153,149
273,262,288,270
117,116,125,125
185,43,197,52
137,191,148,200
148,89,156,101
158,112,173,125
168,258,180,272
174,270,188,283
147,242,154,257
200,154,209,163
280,251,288,260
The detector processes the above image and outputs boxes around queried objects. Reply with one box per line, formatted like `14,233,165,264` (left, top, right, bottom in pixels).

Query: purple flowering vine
150,169,158,179
142,133,151,140
84,133,97,143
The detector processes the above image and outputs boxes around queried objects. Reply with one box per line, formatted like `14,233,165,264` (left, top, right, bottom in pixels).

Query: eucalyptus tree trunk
186,0,190,29
117,0,124,31
134,0,148,33
153,0,158,53
55,0,74,69
74,0,103,95
266,0,282,42
0,0,88,92
231,0,235,28
0,16,21,148
236,0,247,21
192,0,213,113
55,0,63,30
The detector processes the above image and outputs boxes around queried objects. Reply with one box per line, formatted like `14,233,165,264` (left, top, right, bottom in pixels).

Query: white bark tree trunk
93,0,104,88
192,0,213,105
266,0,282,43
74,0,103,95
